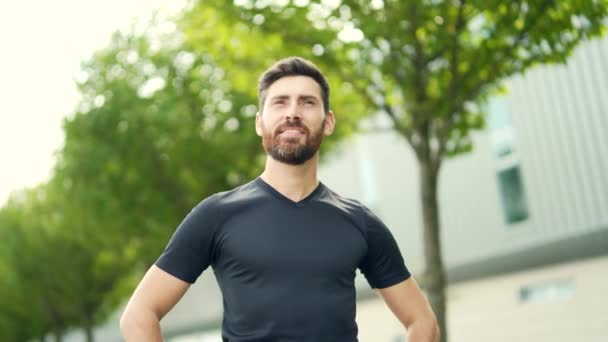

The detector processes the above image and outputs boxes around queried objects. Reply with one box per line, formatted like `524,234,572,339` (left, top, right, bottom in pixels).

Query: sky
0,0,187,206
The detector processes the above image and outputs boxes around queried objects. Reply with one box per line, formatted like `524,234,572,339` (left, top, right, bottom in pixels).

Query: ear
323,110,335,136
255,112,263,137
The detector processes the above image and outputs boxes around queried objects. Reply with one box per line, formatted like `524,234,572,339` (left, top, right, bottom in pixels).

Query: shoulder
317,185,375,231
320,185,390,234
318,186,363,212
190,179,265,219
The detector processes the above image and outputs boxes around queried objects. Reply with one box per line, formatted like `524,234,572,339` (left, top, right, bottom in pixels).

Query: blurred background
1,1,607,341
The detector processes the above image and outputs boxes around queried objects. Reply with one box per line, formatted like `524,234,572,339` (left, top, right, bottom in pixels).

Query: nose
285,102,302,121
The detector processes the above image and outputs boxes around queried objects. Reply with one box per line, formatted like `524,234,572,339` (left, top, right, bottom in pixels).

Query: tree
57,26,264,268
43,178,138,342
0,179,139,342
0,200,48,342
184,1,608,340
0,189,81,342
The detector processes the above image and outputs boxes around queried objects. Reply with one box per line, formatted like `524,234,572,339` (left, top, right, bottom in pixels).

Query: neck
259,154,320,202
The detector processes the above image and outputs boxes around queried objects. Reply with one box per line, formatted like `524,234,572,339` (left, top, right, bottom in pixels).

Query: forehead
265,75,322,99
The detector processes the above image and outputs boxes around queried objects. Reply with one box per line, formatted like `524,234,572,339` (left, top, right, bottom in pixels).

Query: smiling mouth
276,126,307,137
278,130,305,140
281,129,304,134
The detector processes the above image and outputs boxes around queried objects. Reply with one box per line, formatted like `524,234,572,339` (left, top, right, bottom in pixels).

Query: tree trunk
84,324,94,342
42,298,64,342
419,157,448,341
82,313,94,342
53,330,63,342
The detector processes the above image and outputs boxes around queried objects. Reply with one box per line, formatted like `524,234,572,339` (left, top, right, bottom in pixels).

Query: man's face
256,76,335,165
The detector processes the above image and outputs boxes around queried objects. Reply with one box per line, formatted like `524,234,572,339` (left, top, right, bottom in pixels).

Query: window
488,96,515,158
488,94,530,225
497,166,530,224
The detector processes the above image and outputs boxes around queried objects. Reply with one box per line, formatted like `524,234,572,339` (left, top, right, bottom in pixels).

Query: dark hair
258,57,330,114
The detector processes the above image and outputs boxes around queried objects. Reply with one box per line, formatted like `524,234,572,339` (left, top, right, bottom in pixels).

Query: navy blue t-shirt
155,177,410,342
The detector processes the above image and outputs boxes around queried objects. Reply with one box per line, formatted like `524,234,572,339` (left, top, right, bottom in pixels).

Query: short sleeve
154,194,221,283
358,207,411,289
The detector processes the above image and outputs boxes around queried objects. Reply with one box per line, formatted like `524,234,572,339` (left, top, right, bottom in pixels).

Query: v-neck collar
255,177,325,207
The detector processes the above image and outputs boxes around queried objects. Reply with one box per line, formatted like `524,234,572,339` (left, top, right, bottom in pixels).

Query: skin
120,75,439,341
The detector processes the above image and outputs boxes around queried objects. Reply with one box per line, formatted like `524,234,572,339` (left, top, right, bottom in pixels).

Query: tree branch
433,0,555,165
426,0,468,64
406,0,433,149
463,0,554,96
433,0,468,170
335,67,415,145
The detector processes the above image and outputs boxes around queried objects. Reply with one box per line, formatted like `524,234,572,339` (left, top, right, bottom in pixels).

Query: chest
213,204,367,278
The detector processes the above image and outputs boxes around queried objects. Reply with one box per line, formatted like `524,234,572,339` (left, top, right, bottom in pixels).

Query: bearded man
120,57,439,342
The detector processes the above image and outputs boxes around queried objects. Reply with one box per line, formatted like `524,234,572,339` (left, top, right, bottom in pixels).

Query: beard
261,119,325,165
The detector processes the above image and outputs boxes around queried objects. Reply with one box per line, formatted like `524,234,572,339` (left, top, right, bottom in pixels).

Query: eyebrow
299,95,319,102
269,94,319,102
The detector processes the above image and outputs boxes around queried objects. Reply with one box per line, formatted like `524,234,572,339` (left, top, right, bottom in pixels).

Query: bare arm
120,265,190,341
377,277,440,342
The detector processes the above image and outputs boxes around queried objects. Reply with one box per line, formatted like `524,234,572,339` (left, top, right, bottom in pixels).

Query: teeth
282,129,301,134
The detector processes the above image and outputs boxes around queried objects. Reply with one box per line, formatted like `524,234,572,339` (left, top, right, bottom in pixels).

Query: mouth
276,126,306,138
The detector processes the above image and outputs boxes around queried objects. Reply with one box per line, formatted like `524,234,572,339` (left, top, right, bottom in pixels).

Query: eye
304,99,316,106
273,99,286,106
